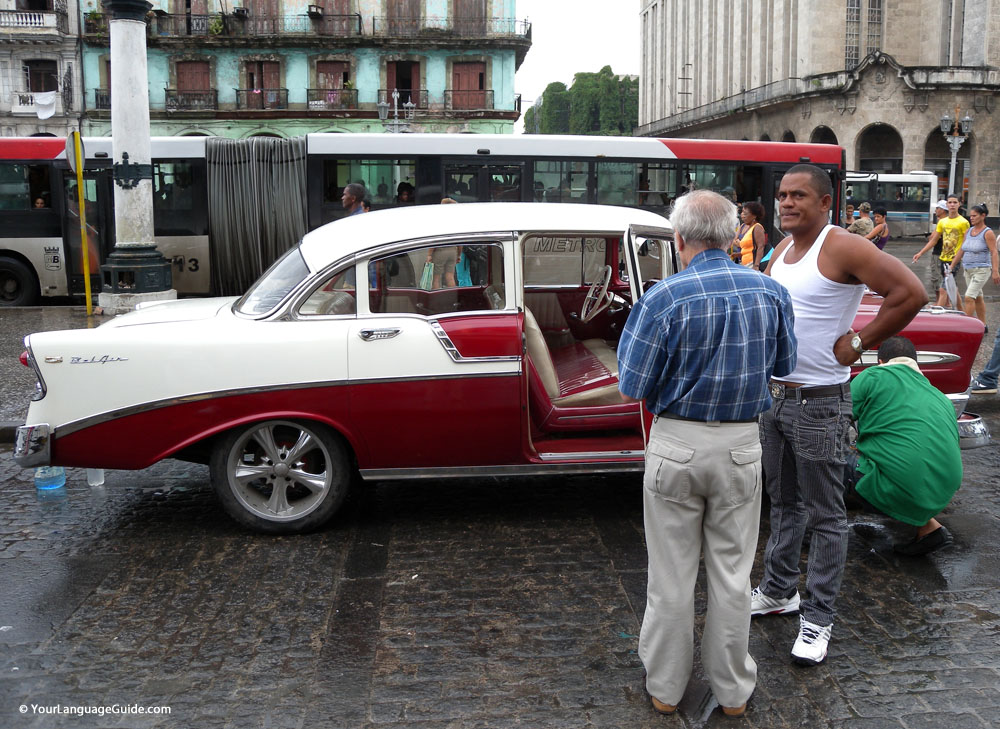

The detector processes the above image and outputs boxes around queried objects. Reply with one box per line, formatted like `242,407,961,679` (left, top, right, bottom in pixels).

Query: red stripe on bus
656,138,842,165
0,137,65,160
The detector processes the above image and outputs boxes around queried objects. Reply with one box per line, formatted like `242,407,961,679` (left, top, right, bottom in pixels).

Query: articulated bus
846,171,938,238
0,134,844,306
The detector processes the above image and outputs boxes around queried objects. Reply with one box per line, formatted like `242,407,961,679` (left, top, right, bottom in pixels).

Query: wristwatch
851,333,864,353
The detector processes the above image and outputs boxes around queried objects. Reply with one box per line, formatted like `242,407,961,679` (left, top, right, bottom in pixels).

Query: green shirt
851,362,962,526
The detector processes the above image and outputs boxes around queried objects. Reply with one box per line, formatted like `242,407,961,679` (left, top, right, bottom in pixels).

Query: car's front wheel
210,419,350,534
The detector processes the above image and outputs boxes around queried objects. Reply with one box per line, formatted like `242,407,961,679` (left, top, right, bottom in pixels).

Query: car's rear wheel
0,257,40,307
210,419,350,534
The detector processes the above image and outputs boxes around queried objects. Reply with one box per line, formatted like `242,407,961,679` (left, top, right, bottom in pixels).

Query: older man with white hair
618,189,797,718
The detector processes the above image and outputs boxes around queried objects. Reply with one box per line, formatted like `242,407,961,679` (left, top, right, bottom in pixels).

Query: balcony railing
165,89,218,111
235,88,288,110
445,89,494,111
12,90,63,116
306,88,358,110
95,88,111,110
147,12,362,38
377,88,428,109
0,8,68,33
372,16,529,38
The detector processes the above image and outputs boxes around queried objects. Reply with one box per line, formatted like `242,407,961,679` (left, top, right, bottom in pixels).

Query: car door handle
359,328,401,341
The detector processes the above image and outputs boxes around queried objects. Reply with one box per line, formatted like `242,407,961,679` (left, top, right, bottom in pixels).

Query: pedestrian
847,201,874,237
949,203,998,327
843,202,855,228
341,183,366,216
864,207,890,250
733,201,766,268
753,164,926,666
847,336,961,556
912,194,969,308
618,190,797,717
361,198,372,213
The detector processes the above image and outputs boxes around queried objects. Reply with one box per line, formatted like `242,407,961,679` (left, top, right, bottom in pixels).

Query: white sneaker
791,617,832,665
750,587,800,616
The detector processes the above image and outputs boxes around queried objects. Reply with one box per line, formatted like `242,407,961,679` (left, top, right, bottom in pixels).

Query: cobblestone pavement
1,244,1000,728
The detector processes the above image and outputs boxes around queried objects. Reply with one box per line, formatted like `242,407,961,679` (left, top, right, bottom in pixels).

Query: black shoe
893,526,953,556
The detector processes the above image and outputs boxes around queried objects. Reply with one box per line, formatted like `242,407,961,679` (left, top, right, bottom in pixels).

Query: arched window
781,130,796,143
857,124,902,173
810,126,838,145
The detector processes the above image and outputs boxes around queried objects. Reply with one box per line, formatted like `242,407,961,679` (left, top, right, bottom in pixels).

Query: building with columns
0,0,84,136
80,0,529,137
637,0,1000,215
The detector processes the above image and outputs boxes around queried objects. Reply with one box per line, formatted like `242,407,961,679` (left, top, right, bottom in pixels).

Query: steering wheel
580,265,614,322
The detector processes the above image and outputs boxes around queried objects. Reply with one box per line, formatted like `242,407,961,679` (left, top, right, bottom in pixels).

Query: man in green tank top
848,336,962,555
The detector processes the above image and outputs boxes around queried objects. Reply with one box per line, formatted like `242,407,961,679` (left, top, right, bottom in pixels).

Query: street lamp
939,105,973,197
377,88,416,133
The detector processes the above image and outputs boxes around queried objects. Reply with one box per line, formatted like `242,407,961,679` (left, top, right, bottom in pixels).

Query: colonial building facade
80,0,529,137
638,0,1000,211
0,0,83,136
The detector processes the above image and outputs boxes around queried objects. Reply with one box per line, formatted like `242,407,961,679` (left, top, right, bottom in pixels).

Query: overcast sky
513,1,640,133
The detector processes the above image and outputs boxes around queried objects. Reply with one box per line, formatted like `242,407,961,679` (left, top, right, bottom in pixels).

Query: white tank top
771,224,865,386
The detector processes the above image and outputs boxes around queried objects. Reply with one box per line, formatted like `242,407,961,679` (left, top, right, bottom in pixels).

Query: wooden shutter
317,61,346,89
452,62,484,109
176,61,210,91
455,0,485,34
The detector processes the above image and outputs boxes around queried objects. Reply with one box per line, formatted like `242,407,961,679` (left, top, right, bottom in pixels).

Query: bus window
534,160,588,203
323,158,416,208
680,163,737,197
596,162,636,205
637,162,677,208
444,166,479,202
0,163,51,209
153,162,200,234
488,165,522,202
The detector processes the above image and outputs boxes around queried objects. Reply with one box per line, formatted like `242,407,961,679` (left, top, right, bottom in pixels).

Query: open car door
621,223,676,439
622,223,676,302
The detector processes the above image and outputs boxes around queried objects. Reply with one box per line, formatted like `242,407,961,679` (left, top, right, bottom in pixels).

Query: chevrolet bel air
14,204,987,533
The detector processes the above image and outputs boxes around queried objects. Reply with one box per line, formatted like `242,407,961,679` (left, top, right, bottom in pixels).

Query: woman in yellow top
731,201,766,268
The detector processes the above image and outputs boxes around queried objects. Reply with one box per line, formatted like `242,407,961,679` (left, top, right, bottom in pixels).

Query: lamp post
376,88,416,133
98,0,175,314
939,105,973,198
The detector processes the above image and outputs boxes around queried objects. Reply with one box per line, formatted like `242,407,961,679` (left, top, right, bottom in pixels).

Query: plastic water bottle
34,466,66,490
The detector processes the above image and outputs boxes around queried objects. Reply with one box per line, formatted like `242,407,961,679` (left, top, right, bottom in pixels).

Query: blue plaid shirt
618,248,797,421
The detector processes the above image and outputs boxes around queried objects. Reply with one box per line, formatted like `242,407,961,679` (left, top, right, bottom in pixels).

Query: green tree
527,68,637,136
538,81,570,134
523,105,537,134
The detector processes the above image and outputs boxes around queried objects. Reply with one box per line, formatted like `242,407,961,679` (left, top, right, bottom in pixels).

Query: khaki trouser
639,416,761,708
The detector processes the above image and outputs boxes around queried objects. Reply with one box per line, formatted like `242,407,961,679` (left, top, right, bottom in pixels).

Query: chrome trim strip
857,350,961,367
359,461,645,481
14,423,51,468
429,320,522,364
53,372,519,438
538,450,645,461
555,412,639,421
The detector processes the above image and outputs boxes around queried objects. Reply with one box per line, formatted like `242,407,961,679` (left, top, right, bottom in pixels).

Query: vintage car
14,203,987,533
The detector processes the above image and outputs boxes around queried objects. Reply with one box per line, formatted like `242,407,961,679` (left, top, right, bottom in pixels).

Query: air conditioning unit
308,4,323,18
233,7,248,18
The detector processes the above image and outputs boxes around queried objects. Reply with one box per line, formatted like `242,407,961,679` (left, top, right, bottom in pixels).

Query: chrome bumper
958,412,991,450
14,423,51,468
947,387,971,418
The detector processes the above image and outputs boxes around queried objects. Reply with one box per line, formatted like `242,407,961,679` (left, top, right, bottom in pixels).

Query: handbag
419,262,434,290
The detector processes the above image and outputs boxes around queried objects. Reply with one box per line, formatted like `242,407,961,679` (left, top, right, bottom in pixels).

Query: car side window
298,266,357,316
368,242,505,316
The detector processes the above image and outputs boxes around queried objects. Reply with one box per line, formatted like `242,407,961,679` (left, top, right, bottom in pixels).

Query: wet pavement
1,240,1000,728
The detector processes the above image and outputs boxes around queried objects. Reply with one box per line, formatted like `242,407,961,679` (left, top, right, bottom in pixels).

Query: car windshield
236,247,310,315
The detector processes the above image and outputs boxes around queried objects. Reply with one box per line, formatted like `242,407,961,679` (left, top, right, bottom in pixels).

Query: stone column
97,0,175,315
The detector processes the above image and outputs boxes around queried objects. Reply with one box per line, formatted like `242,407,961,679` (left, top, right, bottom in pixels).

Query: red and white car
14,204,987,533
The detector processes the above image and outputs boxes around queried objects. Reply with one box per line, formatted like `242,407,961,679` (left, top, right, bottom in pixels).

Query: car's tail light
22,338,46,401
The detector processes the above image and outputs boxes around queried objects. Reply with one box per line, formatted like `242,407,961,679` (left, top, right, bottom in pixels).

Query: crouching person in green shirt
847,336,962,556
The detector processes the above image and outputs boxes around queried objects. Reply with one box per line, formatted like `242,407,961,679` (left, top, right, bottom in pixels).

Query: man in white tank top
751,164,927,666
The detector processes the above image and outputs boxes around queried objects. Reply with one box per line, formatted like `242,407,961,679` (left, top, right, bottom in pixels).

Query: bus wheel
0,257,40,307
